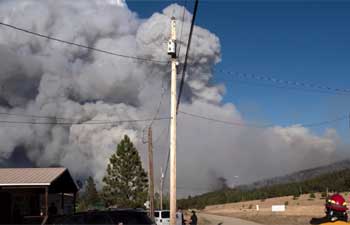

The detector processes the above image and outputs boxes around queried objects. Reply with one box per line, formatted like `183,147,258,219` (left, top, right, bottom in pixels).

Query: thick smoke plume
0,0,341,195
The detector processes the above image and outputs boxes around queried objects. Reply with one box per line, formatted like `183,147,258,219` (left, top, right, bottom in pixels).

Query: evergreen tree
76,193,88,212
85,176,100,207
76,176,100,211
102,135,148,208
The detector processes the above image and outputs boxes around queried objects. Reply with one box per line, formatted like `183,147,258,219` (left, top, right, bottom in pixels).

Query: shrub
293,192,300,200
309,193,316,199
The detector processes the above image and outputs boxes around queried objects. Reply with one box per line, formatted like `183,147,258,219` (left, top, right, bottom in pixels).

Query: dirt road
199,213,262,225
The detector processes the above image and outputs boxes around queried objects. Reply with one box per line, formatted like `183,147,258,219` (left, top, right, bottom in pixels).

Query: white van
154,210,183,225
154,210,170,225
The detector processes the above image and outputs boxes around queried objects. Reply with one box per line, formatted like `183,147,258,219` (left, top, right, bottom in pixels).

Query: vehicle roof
72,208,147,215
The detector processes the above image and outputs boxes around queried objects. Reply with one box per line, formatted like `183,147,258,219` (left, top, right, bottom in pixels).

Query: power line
228,79,350,96
178,110,269,128
178,110,348,128
154,123,170,146
149,79,168,127
156,125,170,201
302,115,348,127
177,0,188,58
0,111,170,123
142,79,168,144
0,116,171,126
218,69,350,95
176,0,199,113
0,22,169,64
162,127,171,188
0,112,112,122
163,147,171,182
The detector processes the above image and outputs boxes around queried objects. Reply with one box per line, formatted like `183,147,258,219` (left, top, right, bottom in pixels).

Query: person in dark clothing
190,211,197,225
48,202,58,216
310,217,331,224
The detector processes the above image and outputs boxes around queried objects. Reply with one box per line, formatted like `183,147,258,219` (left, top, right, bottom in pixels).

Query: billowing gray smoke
0,0,341,196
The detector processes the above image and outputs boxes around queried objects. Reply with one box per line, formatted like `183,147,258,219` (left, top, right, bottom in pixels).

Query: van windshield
161,211,170,218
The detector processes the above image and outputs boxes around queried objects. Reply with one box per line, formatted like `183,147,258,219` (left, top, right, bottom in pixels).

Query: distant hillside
246,159,350,189
178,160,350,209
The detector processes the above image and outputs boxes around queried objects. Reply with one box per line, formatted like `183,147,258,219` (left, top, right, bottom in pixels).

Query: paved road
199,213,262,225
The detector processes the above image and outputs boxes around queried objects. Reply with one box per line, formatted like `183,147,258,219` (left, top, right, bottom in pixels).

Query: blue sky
128,1,350,140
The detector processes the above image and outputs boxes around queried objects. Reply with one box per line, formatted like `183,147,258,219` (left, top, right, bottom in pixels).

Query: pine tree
102,135,148,208
85,176,100,207
77,176,100,211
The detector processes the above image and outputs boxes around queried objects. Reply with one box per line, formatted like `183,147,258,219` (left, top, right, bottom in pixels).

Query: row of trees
78,134,350,211
178,169,350,209
77,135,149,211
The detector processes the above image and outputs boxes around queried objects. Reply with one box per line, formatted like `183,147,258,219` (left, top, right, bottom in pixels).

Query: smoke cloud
0,0,342,196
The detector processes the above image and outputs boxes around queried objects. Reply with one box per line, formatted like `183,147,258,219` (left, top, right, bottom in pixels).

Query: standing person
190,211,197,225
176,208,185,225
176,209,182,225
310,193,348,224
181,210,185,225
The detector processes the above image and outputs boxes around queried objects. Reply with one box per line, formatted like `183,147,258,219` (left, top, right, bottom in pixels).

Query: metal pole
169,16,177,225
148,126,155,221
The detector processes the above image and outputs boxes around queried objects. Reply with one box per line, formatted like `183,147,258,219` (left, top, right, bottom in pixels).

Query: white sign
256,205,259,211
144,201,150,209
272,205,285,212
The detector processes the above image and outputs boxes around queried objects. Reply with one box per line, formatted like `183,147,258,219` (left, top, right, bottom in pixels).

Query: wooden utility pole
148,126,155,221
168,16,177,225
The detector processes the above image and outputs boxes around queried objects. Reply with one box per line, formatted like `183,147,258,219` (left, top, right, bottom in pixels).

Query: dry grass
198,216,211,225
202,193,350,225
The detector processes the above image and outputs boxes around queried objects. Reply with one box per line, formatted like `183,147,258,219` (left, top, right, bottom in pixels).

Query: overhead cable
176,0,199,112
0,116,171,126
218,69,350,95
178,110,348,128
0,22,169,64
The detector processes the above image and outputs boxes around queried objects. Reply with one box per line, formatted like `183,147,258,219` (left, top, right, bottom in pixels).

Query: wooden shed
0,168,78,224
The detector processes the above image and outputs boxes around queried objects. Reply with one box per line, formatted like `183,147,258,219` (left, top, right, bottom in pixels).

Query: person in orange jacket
310,193,348,224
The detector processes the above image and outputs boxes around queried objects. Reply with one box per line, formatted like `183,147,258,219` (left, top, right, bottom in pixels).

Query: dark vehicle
50,209,154,225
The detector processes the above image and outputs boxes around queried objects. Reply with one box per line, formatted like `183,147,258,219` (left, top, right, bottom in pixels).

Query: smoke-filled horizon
0,0,344,196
